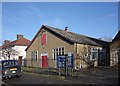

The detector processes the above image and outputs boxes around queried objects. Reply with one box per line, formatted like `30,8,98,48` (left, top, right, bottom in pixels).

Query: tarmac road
2,72,82,85
2,71,118,86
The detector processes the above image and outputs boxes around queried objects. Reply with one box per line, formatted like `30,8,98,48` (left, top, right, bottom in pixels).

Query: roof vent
64,27,69,32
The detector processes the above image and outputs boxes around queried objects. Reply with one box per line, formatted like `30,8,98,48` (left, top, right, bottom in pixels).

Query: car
0,60,22,79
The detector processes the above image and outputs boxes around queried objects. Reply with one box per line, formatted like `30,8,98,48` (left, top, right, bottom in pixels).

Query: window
3,60,18,67
35,51,37,61
31,51,38,61
52,47,65,60
92,52,97,59
90,48,98,60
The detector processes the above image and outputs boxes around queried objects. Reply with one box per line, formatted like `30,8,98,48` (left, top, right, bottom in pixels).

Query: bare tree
1,46,19,60
77,45,97,67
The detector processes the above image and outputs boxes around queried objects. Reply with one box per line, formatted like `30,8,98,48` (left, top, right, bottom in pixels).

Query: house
0,34,31,66
110,30,120,66
25,25,110,69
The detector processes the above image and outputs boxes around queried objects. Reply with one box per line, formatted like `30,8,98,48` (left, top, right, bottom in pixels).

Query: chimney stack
64,27,69,32
4,40,10,44
17,34,23,40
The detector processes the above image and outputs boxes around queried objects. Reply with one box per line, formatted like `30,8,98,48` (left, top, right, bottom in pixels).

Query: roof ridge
2,37,30,49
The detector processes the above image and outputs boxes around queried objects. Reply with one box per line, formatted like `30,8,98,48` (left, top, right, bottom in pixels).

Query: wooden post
58,68,61,76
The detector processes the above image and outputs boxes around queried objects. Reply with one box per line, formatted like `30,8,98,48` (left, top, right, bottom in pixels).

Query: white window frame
90,48,98,60
30,51,38,62
52,46,65,60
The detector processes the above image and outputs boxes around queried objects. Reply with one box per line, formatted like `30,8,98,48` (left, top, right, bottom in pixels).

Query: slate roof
2,38,31,49
44,25,109,47
26,25,109,51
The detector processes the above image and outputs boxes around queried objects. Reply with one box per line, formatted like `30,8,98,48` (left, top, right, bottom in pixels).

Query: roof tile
2,38,30,49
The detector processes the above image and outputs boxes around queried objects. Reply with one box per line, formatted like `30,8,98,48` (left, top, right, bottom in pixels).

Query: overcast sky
2,2,118,45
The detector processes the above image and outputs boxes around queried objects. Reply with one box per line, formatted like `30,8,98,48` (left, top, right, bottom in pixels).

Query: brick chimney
17,34,23,40
64,27,69,32
4,40,10,44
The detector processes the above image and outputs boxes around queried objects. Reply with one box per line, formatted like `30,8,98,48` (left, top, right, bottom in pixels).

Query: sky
1,2,118,45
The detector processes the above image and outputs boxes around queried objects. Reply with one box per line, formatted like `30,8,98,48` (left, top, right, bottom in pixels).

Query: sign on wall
68,54,74,68
57,55,65,68
57,54,74,68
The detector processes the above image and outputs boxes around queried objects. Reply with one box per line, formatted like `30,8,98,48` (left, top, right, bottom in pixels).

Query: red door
42,55,48,68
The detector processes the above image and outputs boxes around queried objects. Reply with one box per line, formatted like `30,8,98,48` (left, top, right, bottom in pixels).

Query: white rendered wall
13,45,27,60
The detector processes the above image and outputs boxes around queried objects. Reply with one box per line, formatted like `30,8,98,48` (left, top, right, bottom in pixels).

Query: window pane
56,52,58,56
54,53,56,60
62,52,64,55
62,47,64,51
59,52,61,55
58,48,61,55
59,48,61,52
36,51,37,61
36,55,37,61
92,52,97,59
56,48,58,52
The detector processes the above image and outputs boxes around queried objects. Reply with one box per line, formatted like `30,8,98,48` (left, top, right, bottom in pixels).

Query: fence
22,55,118,85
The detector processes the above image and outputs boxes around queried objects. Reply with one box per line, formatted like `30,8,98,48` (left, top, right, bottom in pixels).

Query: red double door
42,55,48,68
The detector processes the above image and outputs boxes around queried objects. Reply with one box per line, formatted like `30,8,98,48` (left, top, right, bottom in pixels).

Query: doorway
42,55,48,68
18,56,22,65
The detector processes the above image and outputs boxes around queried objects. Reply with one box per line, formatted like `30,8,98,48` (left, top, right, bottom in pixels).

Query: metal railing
22,56,118,85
